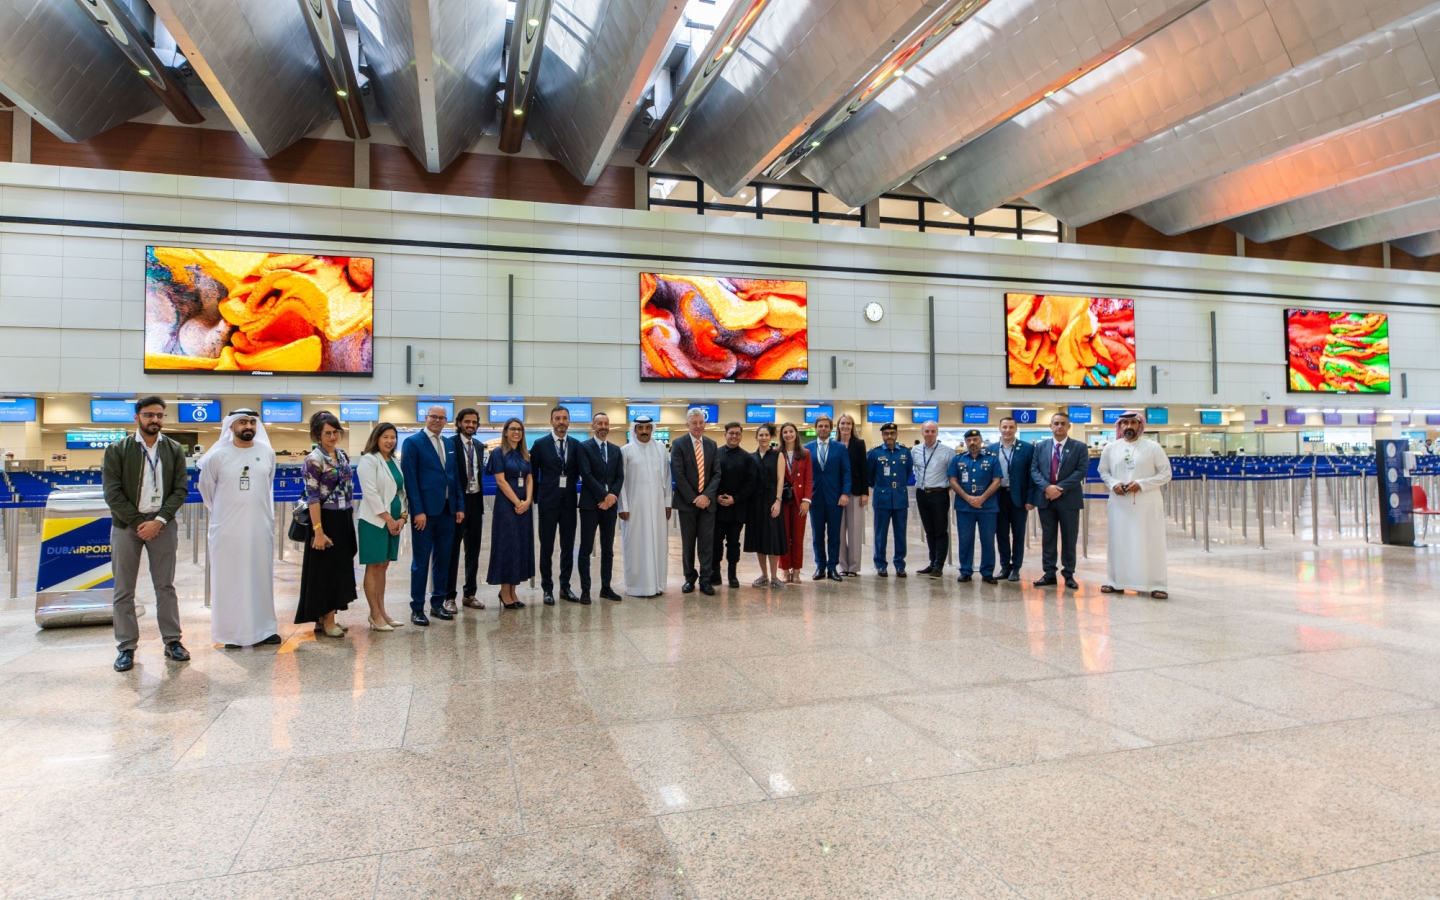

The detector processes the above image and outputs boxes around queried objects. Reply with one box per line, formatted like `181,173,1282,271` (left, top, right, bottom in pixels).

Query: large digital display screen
640,273,807,382
804,405,833,424
339,402,380,422
1285,309,1389,394
417,401,455,423
67,430,128,449
261,401,304,423
1006,293,1136,388
746,404,776,424
176,401,221,424
961,406,987,424
0,398,37,422
145,247,374,375
91,400,134,423
913,407,940,424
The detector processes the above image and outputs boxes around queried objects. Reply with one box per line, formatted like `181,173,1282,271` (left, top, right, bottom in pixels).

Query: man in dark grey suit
1029,412,1088,589
670,408,720,596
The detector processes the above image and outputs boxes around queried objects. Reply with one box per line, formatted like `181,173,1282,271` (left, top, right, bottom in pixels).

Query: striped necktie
694,438,706,491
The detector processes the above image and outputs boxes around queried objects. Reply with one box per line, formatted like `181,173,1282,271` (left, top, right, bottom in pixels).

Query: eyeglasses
138,413,166,421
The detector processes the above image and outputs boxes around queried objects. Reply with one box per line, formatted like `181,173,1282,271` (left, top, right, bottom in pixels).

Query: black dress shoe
560,587,580,603
682,582,695,594
1065,577,1080,589
813,567,827,581
573,592,592,605
896,569,907,578
928,567,944,578
431,607,454,620
544,593,557,605
1007,572,1020,582
958,574,972,583
163,641,190,662
599,588,622,601
260,634,282,644
827,569,843,582
114,649,134,672
411,611,430,626
699,581,716,596
915,565,934,576
728,575,741,588
876,569,889,577
1034,576,1057,586
997,568,1011,580
982,576,999,585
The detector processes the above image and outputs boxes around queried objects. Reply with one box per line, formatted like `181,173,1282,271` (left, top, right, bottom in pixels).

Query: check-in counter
34,486,134,627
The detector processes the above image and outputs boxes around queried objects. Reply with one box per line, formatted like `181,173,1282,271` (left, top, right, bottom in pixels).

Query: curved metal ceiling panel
1391,230,1440,256
359,0,506,172
1229,151,1440,242
149,0,335,158
1131,95,1440,235
798,0,1206,208
0,0,159,142
1310,194,1440,249
1025,2,1440,227
667,0,950,197
921,0,1432,219
527,0,684,184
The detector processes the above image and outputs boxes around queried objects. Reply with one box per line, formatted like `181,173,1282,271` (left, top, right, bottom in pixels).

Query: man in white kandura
618,416,671,597
198,410,280,648
1098,411,1173,600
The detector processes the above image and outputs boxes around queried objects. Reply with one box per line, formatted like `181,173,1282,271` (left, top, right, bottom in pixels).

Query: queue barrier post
1202,475,1210,553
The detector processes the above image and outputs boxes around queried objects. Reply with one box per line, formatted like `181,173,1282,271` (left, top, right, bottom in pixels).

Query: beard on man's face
239,429,257,441
1122,427,1138,439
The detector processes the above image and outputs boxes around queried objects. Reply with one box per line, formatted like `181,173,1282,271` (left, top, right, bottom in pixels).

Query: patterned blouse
302,447,354,510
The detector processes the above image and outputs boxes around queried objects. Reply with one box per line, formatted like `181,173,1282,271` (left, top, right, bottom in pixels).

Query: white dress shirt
137,432,164,515
459,434,481,493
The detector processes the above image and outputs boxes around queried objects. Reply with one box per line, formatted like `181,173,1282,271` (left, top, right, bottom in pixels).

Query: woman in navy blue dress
486,418,535,609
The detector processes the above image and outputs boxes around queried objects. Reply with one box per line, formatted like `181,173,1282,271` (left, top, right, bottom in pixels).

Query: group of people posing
101,396,1172,674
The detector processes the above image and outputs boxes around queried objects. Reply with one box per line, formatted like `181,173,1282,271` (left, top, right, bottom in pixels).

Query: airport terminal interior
5,0,1440,896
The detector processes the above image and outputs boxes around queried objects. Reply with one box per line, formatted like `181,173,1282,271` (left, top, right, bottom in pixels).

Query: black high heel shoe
502,590,525,610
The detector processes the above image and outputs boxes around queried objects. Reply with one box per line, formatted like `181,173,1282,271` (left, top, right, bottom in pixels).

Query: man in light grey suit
670,408,721,596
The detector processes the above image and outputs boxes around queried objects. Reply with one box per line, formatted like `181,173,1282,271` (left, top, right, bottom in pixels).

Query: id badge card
558,476,568,488
239,476,250,491
883,465,892,477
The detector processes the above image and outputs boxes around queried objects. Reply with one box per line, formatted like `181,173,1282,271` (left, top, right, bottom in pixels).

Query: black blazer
451,433,487,500
843,437,869,495
530,433,581,512
714,444,757,523
670,433,720,512
577,438,624,511
1029,437,1088,511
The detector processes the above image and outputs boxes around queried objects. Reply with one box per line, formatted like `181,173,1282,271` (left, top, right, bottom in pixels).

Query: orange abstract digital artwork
1005,292,1136,388
145,247,374,374
641,274,808,382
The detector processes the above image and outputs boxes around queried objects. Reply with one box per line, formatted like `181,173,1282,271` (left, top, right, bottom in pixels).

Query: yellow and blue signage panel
37,516,114,593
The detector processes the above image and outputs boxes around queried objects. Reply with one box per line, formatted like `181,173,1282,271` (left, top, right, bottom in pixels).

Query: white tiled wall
1,160,1436,408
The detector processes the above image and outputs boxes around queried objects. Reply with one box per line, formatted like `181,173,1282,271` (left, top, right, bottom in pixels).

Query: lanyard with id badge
239,465,251,491
144,444,163,507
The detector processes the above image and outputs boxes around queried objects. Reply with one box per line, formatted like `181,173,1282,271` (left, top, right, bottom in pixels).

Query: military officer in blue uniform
948,428,1002,584
866,422,913,577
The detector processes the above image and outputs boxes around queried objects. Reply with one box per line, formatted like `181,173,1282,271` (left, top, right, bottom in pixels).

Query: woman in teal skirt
357,423,408,631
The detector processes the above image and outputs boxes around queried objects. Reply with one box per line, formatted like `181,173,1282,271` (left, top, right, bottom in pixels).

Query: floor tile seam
502,733,527,837
222,758,293,877
713,655,783,706
1141,667,1337,724
875,780,1031,899
858,695,987,771
1208,849,1440,898
1263,650,1440,704
1152,655,1440,712
691,712,775,802
645,812,705,899
58,851,388,897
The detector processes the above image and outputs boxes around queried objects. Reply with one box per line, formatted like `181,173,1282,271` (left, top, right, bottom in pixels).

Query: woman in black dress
744,423,788,587
296,410,358,636
486,418,535,609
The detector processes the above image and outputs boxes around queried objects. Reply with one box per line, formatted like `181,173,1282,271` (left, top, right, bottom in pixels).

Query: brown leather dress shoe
442,598,458,615
462,596,485,609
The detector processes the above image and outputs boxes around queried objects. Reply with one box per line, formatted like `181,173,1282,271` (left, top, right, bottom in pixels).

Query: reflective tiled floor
2,513,1440,899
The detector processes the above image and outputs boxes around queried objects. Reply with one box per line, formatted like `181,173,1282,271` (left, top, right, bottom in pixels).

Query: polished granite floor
2,505,1439,899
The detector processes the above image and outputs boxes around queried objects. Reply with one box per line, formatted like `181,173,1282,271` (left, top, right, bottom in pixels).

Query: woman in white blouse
357,423,407,631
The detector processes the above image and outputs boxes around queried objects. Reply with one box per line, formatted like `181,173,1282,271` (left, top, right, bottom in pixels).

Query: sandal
1100,585,1120,594
1150,591,1168,600
751,576,770,588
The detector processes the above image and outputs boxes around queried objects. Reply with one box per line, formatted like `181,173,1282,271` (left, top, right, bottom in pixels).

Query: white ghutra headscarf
197,409,271,470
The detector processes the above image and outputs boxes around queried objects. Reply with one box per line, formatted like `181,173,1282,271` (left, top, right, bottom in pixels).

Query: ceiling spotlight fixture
937,154,947,160
137,68,151,77
722,45,734,53
893,68,904,77
527,17,539,25
669,125,679,133
513,108,524,115
1043,90,1055,98
335,89,348,98
810,140,821,147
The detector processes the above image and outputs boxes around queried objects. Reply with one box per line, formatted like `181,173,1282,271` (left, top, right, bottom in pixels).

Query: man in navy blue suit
530,405,581,605
401,405,463,625
805,415,852,582
1029,412,1088,589
577,411,624,603
988,416,1036,583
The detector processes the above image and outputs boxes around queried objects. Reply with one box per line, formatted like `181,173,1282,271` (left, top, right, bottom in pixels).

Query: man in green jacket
102,396,192,672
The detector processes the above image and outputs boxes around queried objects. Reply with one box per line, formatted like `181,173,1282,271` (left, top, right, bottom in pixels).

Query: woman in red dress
777,422,812,584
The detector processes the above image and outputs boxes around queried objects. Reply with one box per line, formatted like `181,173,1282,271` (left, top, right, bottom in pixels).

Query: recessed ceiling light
336,89,348,98
669,125,679,132
527,17,539,26
893,68,904,77
937,154,947,160
810,140,821,147
513,108,523,115
1044,90,1055,98
137,68,151,77
722,45,734,53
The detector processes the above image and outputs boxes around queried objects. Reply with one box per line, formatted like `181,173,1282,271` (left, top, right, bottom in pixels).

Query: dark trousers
712,517,744,578
410,503,455,613
956,509,998,577
916,489,951,569
872,506,907,571
578,506,618,593
677,507,715,583
538,504,578,593
809,500,843,570
446,492,485,600
1038,506,1080,578
996,500,1028,574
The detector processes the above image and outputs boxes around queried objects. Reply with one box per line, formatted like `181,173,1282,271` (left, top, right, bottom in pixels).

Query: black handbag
288,452,342,543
